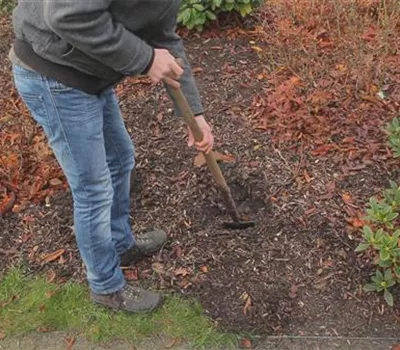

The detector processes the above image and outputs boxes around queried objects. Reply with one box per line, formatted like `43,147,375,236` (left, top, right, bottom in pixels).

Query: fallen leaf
351,217,365,228
152,262,165,274
311,144,337,156
243,295,252,316
303,170,312,183
289,284,298,298
37,327,52,333
46,269,56,283
28,245,40,260
45,288,60,299
41,249,65,264
240,338,252,349
124,269,139,281
251,46,263,52
174,267,191,277
0,192,16,216
59,254,66,264
342,193,353,204
194,151,236,167
362,26,377,42
64,335,76,350
192,67,203,74
200,266,208,273
164,338,182,349
38,304,46,312
49,178,63,186
0,331,6,340
392,344,400,350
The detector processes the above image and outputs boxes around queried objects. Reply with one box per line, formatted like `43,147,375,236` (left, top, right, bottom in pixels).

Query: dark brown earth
1,11,400,339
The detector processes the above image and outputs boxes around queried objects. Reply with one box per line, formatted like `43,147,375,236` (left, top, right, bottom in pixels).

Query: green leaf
392,230,400,242
355,243,370,252
363,225,374,241
380,249,390,262
206,10,217,20
384,268,393,281
376,270,384,280
192,3,205,11
394,265,400,277
238,2,252,16
363,283,378,292
384,289,394,306
378,259,393,268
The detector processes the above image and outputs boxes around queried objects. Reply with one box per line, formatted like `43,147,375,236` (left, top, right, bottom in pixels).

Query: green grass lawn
0,268,239,348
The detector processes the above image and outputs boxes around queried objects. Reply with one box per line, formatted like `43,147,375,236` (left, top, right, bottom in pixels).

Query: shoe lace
123,284,142,299
136,233,151,244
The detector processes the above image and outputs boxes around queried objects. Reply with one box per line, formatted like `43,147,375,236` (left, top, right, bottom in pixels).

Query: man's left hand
187,115,214,154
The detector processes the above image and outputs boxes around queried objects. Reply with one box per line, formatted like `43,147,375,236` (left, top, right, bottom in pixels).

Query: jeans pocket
13,70,53,138
20,93,54,139
49,79,75,93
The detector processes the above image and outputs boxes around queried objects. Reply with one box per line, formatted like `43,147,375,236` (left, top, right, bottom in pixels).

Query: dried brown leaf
41,249,65,264
164,338,182,349
46,269,56,283
174,267,191,277
243,295,252,316
0,331,6,340
64,335,76,350
194,151,236,167
200,266,208,273
303,170,312,183
49,178,63,186
152,262,165,274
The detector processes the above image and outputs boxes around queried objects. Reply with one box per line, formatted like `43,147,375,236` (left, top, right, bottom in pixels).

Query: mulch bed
1,8,400,338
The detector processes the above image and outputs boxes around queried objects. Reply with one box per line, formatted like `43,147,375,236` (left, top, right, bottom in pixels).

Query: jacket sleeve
149,14,204,117
43,0,154,76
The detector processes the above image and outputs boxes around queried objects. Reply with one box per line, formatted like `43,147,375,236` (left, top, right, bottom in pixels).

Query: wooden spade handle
166,59,242,223
168,85,229,190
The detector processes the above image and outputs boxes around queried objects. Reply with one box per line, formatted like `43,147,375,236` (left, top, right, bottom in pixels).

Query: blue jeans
12,64,136,294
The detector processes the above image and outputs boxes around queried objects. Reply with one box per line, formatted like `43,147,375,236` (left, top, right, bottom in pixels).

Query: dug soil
1,14,399,338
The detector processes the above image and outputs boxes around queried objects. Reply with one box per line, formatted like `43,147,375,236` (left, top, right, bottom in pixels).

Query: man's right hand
147,49,183,88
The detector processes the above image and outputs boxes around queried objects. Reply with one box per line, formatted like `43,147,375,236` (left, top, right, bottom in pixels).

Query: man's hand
187,115,214,154
147,48,183,88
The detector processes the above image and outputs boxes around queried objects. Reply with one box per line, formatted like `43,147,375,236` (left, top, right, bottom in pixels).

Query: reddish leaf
351,217,365,228
289,285,298,298
0,192,16,216
124,269,139,281
240,338,253,349
64,335,76,350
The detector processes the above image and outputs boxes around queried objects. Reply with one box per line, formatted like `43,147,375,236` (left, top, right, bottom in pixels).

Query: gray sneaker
120,229,167,266
91,284,163,313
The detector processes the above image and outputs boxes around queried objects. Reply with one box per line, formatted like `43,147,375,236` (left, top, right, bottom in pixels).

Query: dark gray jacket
11,0,204,116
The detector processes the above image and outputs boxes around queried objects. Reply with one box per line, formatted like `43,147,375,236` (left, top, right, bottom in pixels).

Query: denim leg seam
44,79,96,270
107,128,133,252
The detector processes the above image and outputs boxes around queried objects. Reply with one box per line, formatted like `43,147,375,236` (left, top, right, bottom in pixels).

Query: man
9,0,214,313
